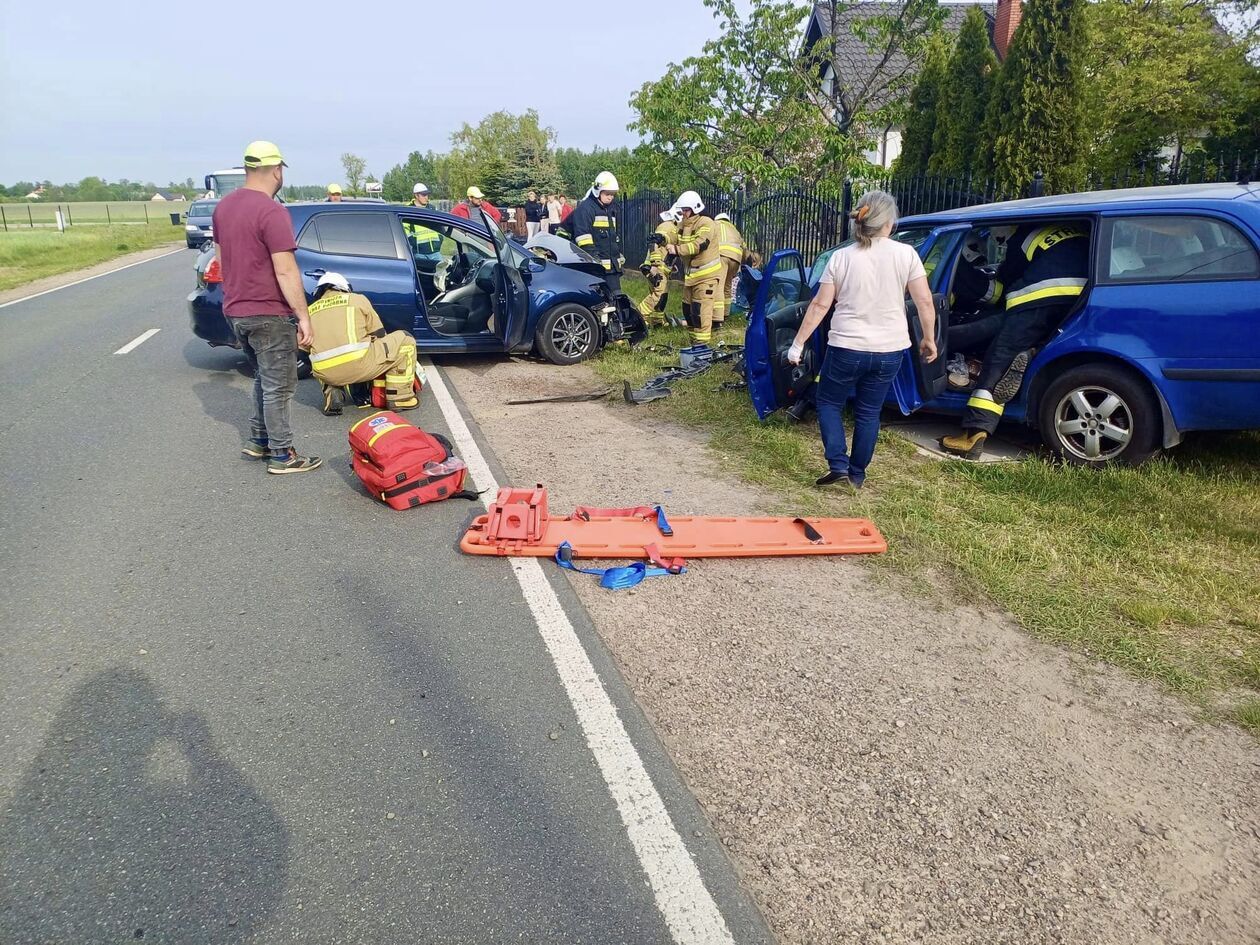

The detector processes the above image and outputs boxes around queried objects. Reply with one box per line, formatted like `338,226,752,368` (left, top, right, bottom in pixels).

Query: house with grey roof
803,0,1023,168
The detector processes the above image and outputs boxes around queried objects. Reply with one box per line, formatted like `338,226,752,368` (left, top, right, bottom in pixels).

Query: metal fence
0,200,182,231
618,151,1258,268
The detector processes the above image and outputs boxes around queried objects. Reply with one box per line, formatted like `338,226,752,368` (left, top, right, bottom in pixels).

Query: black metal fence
618,150,1258,269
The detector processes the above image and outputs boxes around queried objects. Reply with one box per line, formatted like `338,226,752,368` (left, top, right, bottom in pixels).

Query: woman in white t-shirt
787,190,937,488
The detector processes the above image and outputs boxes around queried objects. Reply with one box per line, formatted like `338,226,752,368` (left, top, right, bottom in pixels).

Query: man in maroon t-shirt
212,140,320,474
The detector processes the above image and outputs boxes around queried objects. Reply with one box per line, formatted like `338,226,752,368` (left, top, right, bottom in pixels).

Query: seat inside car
428,261,498,334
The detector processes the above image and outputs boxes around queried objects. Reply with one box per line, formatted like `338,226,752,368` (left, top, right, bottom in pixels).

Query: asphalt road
0,250,768,945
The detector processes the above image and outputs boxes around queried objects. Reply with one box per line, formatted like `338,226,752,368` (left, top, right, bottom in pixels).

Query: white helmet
412,182,429,195
675,190,704,214
715,212,731,222
593,171,620,194
316,271,351,293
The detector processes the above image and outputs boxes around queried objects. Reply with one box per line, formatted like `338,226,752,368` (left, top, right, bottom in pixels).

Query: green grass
0,200,184,226
600,273,1260,727
0,223,184,292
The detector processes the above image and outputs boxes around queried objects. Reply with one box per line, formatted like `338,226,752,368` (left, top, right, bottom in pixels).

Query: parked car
184,199,217,249
745,181,1260,466
188,202,645,366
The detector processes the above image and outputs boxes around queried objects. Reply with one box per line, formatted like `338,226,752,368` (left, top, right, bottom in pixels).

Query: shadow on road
182,338,250,378
0,668,289,945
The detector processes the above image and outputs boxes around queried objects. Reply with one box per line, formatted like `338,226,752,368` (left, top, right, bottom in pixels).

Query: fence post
1029,171,1045,198
1,206,6,231
66,204,73,226
840,179,853,242
28,205,34,227
144,203,150,224
106,205,112,225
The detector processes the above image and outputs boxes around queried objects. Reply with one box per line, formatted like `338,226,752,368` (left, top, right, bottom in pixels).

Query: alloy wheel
1053,386,1134,462
552,311,593,360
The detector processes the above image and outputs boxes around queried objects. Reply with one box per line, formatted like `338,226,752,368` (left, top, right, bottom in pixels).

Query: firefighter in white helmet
302,272,424,415
565,171,625,289
669,191,721,346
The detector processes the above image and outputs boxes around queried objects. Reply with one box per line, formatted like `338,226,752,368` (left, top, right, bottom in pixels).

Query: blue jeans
231,316,298,452
815,346,905,484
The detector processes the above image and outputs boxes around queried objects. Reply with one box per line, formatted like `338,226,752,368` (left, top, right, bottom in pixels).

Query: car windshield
188,202,215,217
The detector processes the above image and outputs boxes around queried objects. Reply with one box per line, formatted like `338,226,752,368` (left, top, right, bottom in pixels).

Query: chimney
994,0,1023,60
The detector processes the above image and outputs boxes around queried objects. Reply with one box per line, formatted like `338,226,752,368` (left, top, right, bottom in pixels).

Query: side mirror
518,258,534,284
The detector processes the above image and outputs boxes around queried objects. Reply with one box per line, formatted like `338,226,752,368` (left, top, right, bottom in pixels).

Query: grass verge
0,223,184,292
600,273,1260,732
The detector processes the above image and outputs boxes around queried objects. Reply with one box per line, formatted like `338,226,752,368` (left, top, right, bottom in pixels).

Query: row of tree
0,177,202,202
897,0,1259,194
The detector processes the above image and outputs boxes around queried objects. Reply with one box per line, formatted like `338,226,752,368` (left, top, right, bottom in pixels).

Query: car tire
535,304,601,365
297,350,313,380
1037,363,1161,468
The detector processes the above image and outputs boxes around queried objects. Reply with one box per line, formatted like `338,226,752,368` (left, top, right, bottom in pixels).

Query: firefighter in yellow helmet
638,208,680,328
670,191,721,346
326,183,343,202
713,212,746,333
303,272,424,415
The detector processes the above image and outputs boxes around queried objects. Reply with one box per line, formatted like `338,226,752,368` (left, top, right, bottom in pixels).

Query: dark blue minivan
745,182,1260,466
189,202,644,365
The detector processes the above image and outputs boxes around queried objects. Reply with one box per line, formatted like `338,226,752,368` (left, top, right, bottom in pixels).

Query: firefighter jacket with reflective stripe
998,224,1089,312
642,220,679,272
716,218,745,262
404,215,443,255
677,214,722,285
568,194,621,272
307,291,384,372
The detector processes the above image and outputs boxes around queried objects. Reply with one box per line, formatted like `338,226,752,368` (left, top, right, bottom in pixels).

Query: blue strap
553,541,682,590
654,505,674,537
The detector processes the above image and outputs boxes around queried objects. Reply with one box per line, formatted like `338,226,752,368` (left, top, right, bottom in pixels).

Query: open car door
891,225,965,414
744,249,811,420
483,208,531,350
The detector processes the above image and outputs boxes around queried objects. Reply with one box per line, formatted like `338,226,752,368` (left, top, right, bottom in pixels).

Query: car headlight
185,224,198,231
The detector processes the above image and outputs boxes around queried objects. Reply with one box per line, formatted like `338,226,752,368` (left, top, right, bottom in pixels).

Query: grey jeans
231,315,298,452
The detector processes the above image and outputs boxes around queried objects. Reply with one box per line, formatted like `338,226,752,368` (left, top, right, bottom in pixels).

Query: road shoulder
442,354,1260,945
0,244,187,307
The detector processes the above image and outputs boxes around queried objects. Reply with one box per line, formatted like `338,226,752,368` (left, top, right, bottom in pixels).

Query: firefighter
940,222,1090,459
566,171,624,291
304,272,424,415
671,191,721,347
713,212,746,333
638,208,680,328
326,183,343,202
403,182,443,268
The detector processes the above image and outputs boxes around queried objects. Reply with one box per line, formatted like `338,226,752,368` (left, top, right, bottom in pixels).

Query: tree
77,176,110,201
446,109,561,201
382,150,440,201
895,35,950,176
985,0,1088,195
929,6,997,176
340,153,367,195
1082,0,1258,178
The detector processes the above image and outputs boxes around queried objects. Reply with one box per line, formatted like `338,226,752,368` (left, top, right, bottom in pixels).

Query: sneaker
266,449,323,474
241,439,270,459
815,471,850,487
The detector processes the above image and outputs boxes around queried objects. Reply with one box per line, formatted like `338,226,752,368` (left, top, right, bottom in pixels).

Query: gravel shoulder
442,355,1260,945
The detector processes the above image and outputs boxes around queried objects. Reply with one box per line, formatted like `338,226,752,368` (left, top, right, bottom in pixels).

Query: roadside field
0,201,191,227
604,273,1260,731
0,224,185,292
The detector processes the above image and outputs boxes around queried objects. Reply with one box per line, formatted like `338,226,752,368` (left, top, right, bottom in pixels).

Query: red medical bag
348,411,475,509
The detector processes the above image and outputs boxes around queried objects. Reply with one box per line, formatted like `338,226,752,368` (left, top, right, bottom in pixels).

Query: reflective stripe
367,424,402,448
311,342,370,369
685,259,723,284
982,279,1003,304
1005,277,1087,309
966,394,1004,415
600,259,613,270
575,234,595,246
1020,225,1085,261
592,216,611,228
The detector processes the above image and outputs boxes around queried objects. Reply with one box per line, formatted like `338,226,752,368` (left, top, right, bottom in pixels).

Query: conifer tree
895,36,951,177
929,7,998,177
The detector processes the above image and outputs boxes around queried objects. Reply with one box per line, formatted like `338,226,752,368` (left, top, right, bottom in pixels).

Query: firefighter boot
320,383,343,416
939,430,988,460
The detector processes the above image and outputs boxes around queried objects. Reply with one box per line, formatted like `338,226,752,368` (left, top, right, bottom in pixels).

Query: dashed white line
423,358,736,945
0,247,186,310
114,328,161,354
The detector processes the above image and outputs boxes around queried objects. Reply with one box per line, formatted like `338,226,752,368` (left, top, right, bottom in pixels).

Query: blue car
184,199,217,249
189,202,645,365
745,182,1260,466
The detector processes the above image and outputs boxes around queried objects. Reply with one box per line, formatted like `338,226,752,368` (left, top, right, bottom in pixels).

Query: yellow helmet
326,183,343,195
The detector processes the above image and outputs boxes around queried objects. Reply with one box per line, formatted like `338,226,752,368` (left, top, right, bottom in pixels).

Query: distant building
24,186,45,200
803,0,1023,168
150,190,186,202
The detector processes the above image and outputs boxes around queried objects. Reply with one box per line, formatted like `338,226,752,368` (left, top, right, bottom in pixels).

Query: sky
0,0,734,187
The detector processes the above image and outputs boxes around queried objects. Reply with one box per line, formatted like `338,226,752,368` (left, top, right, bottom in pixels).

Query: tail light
204,257,223,284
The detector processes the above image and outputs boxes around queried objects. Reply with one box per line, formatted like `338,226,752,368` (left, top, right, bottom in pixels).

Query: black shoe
815,471,850,487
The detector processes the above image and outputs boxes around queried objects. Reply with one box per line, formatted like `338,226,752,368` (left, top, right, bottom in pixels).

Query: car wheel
536,304,600,365
1037,364,1160,468
297,350,313,380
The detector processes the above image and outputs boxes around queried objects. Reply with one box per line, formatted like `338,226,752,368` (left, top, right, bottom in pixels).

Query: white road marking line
114,328,161,354
0,247,186,310
423,359,735,945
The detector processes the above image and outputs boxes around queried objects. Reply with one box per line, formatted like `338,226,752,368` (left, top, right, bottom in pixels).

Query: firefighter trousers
637,268,671,324
713,257,740,325
960,304,1068,434
315,331,420,410
682,275,720,346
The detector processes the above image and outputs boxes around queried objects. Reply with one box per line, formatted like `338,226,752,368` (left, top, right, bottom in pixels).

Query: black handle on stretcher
793,518,825,544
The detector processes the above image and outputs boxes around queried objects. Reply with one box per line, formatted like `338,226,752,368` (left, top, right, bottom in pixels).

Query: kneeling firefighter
940,222,1090,459
638,208,680,328
304,272,424,415
671,191,721,346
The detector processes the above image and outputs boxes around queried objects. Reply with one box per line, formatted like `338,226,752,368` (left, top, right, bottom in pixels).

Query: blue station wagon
189,202,645,366
745,182,1260,466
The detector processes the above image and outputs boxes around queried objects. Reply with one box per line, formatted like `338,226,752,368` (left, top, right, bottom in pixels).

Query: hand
295,314,313,349
919,337,938,363
667,245,677,255
787,341,804,365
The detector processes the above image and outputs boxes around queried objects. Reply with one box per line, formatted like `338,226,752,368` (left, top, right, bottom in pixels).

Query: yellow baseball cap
327,183,343,194
467,186,485,199
243,140,287,168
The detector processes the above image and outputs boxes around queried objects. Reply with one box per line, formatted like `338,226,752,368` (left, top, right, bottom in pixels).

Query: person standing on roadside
326,183,343,202
524,190,545,239
211,140,321,474
546,193,562,234
786,190,935,489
